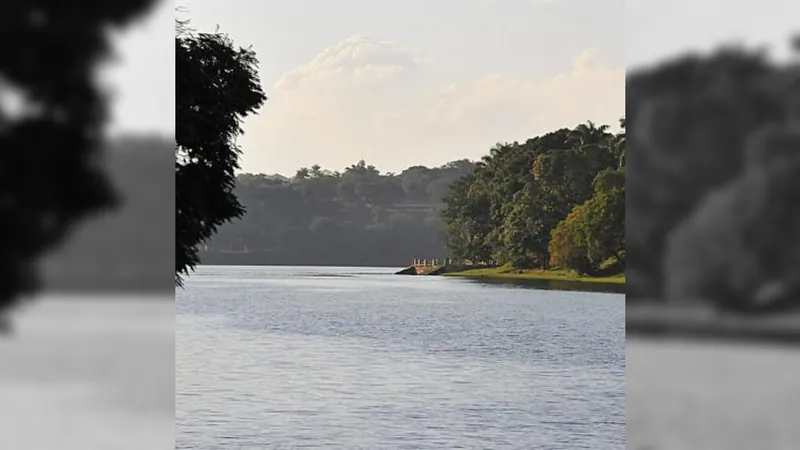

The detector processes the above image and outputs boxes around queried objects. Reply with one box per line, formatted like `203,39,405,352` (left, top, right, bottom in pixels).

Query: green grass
443,265,625,284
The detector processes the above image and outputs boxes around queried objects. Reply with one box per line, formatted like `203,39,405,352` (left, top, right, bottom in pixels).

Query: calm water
176,266,625,449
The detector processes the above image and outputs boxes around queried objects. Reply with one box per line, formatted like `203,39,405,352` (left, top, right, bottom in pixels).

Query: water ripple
177,266,624,449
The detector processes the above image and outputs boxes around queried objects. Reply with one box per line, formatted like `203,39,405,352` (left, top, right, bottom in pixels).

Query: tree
1,1,157,319
548,168,625,274
441,175,493,261
309,164,323,178
441,122,621,271
549,212,592,274
175,24,267,285
613,117,626,169
664,122,800,313
575,174,626,267
499,186,549,268
626,43,786,299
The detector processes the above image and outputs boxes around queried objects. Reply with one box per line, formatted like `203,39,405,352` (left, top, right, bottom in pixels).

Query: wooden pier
397,258,495,275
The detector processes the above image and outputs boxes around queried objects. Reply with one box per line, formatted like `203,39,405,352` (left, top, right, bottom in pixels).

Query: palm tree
295,167,310,180
310,164,323,178
568,120,610,148
568,120,616,171
615,117,626,169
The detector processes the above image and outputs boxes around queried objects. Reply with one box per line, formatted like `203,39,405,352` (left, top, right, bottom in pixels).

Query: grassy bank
443,266,625,284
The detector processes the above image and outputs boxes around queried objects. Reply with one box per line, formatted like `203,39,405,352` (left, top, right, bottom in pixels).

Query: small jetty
395,258,493,276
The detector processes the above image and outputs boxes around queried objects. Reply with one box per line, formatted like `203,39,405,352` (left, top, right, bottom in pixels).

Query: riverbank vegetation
441,121,625,279
444,264,625,284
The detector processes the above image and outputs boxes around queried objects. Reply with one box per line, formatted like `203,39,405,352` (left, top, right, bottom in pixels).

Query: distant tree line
441,121,625,275
200,159,477,266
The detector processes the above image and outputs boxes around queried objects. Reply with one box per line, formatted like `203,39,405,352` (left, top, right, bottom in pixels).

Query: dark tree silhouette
0,2,157,321
175,23,266,285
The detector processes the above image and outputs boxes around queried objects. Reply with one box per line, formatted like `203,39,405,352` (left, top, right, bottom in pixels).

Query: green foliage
546,167,625,275
442,121,625,272
176,26,267,285
499,187,548,269
569,171,626,270
549,210,592,275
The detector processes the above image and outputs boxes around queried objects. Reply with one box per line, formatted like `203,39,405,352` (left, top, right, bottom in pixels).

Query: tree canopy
441,121,626,274
175,23,266,285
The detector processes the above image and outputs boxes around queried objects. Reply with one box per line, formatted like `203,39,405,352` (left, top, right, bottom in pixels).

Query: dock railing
410,258,496,268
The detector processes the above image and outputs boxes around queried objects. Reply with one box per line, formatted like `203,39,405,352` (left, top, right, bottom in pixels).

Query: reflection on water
463,277,626,295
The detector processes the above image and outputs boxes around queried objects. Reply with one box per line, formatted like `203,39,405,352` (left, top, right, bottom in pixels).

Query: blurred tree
0,1,157,319
627,38,800,303
664,122,800,313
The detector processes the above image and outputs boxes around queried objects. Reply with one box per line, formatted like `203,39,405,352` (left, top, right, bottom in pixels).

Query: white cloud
240,38,623,175
274,36,422,92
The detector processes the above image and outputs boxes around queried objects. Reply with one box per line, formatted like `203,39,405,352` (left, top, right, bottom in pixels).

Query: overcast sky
104,0,797,175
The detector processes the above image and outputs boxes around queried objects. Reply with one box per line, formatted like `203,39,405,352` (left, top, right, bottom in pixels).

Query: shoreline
442,267,625,284
627,301,800,345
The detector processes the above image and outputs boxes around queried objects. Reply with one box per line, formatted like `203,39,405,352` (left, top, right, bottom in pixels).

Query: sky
101,0,175,138
178,0,626,176
627,0,800,68
101,0,799,175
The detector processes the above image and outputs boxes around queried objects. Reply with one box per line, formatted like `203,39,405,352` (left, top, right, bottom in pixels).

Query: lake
176,265,625,449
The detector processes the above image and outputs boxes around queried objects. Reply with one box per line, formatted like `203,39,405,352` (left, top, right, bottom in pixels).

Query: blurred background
0,1,174,449
626,0,800,448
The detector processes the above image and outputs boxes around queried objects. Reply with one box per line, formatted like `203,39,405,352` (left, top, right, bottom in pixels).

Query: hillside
199,159,476,267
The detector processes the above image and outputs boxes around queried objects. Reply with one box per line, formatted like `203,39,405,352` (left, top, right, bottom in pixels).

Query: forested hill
198,159,477,267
